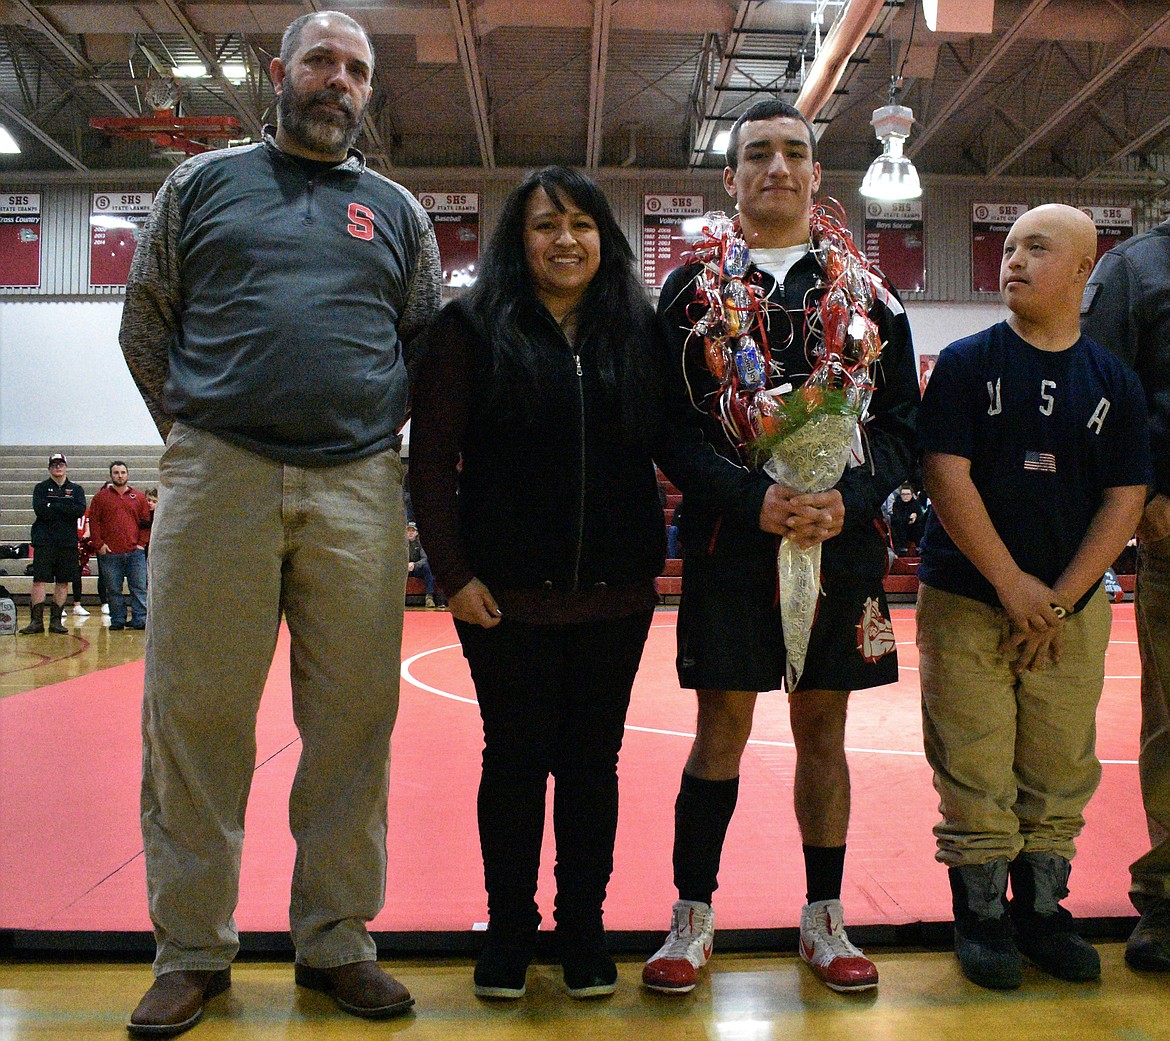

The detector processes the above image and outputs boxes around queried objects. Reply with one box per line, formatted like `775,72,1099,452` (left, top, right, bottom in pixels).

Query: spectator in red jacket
88,461,151,630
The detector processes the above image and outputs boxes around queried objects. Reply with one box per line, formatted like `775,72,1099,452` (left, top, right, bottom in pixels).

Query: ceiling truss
0,0,1167,194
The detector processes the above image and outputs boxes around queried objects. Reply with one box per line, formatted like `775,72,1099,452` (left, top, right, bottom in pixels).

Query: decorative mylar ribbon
683,199,890,689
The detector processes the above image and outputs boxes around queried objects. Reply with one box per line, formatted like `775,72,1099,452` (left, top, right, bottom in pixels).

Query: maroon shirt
88,485,152,555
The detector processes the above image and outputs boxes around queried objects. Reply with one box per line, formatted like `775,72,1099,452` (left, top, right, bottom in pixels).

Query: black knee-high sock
803,844,847,903
672,772,739,906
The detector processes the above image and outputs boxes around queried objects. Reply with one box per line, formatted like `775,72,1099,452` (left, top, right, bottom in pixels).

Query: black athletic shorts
31,543,79,584
675,524,899,694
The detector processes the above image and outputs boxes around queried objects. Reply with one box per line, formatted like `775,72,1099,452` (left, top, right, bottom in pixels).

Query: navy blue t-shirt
918,321,1152,610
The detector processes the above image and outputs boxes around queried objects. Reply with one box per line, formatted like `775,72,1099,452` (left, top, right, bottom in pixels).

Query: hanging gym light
860,81,921,201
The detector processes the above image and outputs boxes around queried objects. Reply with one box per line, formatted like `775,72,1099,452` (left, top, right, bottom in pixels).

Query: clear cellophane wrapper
762,412,859,690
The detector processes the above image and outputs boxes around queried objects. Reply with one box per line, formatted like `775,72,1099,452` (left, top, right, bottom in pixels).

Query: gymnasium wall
0,167,1159,444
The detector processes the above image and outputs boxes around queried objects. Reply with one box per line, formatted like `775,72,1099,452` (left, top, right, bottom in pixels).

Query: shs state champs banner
89,191,153,287
0,192,41,288
642,194,704,289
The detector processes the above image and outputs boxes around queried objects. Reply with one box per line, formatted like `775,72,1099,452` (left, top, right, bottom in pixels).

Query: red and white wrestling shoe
799,899,879,992
642,900,715,993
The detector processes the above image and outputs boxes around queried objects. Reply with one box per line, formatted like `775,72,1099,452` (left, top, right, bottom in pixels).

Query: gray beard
278,88,363,157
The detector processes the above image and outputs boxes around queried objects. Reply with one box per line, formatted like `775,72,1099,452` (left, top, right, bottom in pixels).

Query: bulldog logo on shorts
856,597,895,663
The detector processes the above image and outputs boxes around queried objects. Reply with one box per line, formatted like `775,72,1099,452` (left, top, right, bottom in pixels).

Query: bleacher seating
0,445,162,600
0,445,457,608
10,452,1118,611
877,555,1138,602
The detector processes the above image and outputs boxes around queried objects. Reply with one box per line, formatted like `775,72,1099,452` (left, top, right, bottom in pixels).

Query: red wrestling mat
0,607,1146,938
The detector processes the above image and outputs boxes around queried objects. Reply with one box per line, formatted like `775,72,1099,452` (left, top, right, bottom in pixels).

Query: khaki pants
917,583,1111,867
141,424,408,974
1131,534,1170,911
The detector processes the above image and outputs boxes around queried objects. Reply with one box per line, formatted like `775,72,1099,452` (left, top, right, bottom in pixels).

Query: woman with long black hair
410,167,666,1000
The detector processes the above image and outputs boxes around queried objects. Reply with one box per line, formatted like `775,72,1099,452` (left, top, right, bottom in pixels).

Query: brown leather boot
48,602,68,634
294,960,413,1018
18,603,44,634
128,968,231,1037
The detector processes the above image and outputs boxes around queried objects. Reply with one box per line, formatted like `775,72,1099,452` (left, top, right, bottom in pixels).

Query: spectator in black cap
20,453,86,634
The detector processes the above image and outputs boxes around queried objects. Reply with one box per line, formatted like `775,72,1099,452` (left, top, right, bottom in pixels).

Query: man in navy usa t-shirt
916,204,1151,991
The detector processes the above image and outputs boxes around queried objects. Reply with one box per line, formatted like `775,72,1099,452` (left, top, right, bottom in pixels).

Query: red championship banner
418,191,479,287
0,192,42,288
971,202,1027,293
1081,205,1133,263
642,194,704,289
863,199,925,293
90,191,153,287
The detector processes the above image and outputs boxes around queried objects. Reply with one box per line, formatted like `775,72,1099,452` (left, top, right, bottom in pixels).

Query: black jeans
455,608,654,948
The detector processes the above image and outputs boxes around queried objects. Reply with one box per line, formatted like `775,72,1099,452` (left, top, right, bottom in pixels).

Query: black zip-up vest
451,303,666,592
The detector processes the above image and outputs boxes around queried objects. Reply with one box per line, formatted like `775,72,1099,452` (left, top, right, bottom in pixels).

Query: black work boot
949,859,1022,989
1127,898,1170,971
18,602,44,635
554,901,616,1000
1009,851,1100,981
474,908,540,1000
474,937,534,999
48,602,68,634
557,923,616,1000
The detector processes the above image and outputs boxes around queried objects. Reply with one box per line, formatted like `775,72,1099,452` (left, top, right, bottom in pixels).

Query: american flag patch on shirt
1024,451,1057,473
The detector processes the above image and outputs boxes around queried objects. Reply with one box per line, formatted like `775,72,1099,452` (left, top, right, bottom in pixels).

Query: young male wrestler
644,99,919,994
916,204,1151,989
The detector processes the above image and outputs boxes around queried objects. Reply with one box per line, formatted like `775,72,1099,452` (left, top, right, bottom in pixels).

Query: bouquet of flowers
687,200,885,689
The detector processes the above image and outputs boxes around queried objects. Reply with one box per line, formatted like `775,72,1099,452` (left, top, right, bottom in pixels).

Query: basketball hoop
89,110,243,156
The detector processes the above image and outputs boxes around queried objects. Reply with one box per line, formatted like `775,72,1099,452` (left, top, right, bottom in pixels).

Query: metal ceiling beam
793,0,884,123
604,49,700,121
585,0,612,170
150,0,262,135
908,0,1054,159
488,50,582,118
1083,99,1131,152
988,7,1170,178
10,0,136,116
5,26,37,111
688,0,753,168
1080,111,1170,186
0,94,88,170
1078,50,1170,184
448,0,494,169
7,23,105,138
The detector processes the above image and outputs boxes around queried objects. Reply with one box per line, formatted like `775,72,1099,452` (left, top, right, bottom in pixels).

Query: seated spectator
666,503,684,560
889,483,926,556
407,522,444,608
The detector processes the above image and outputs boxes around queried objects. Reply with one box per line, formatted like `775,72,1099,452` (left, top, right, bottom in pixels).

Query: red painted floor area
0,607,1146,935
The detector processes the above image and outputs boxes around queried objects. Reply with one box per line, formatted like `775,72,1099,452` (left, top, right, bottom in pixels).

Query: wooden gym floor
3,606,1169,1039
5,946,1170,1041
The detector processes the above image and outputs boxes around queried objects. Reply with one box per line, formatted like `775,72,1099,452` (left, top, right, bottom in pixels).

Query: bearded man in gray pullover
120,11,440,1035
